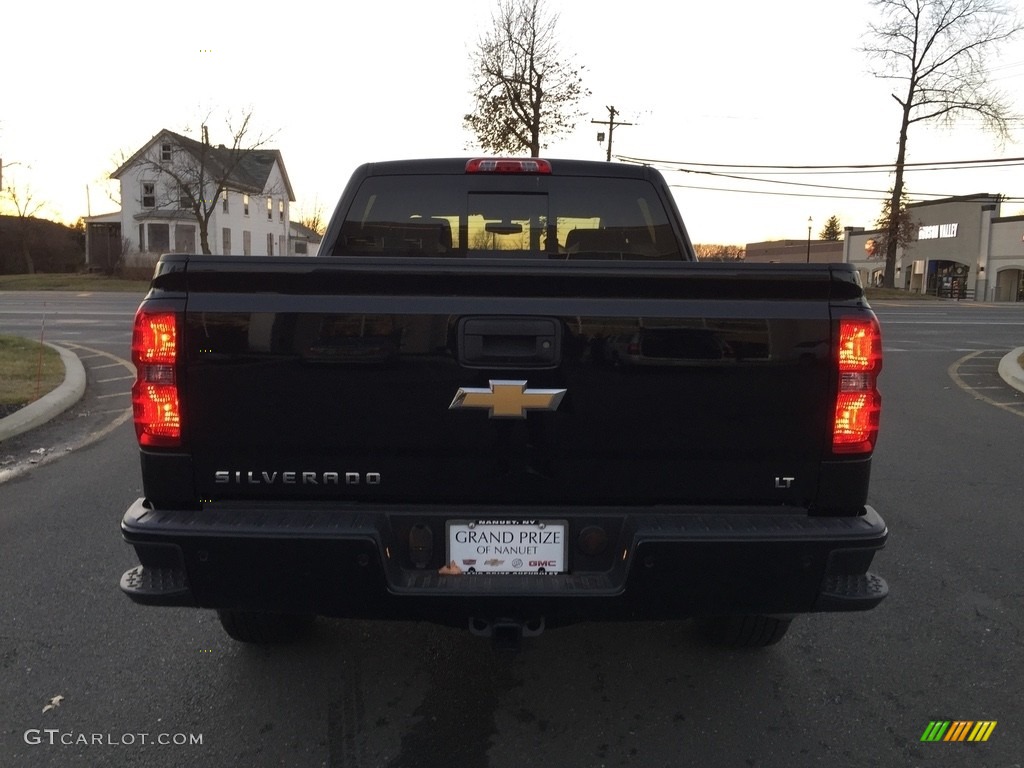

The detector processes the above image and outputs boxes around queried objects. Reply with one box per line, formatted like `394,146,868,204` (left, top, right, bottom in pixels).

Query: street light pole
806,216,812,263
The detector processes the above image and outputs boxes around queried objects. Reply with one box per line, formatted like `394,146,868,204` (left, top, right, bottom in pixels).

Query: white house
289,220,322,256
111,129,295,261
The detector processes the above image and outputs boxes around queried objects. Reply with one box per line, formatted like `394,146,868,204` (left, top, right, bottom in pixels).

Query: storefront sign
918,223,958,240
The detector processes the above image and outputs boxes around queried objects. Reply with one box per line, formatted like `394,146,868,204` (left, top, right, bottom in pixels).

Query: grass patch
0,336,65,407
0,273,150,292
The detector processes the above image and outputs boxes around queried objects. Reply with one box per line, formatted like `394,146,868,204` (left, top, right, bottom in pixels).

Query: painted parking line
948,351,1024,419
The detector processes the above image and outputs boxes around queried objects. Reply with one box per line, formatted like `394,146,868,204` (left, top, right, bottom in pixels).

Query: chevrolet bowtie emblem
449,380,566,419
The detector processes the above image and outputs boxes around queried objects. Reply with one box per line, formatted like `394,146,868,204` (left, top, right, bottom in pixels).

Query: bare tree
861,0,1022,287
2,180,48,274
117,111,277,255
465,0,589,156
693,244,745,262
298,198,327,236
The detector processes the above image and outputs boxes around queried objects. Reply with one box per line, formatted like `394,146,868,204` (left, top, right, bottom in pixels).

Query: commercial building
842,194,1024,302
745,194,1024,302
744,239,844,264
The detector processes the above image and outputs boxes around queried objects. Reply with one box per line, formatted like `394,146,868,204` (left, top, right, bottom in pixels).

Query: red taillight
133,312,177,364
132,309,182,447
838,319,882,373
465,158,552,174
832,317,882,454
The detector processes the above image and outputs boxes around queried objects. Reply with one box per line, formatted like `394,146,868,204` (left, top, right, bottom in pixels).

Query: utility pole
591,106,633,161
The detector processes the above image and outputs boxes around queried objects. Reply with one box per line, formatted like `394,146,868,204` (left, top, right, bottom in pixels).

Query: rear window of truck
330,176,683,260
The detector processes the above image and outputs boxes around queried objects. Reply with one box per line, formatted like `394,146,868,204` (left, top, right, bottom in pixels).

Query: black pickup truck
121,157,887,648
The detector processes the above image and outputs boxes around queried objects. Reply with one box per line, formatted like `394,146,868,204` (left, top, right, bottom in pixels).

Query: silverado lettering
213,471,381,485
120,157,888,650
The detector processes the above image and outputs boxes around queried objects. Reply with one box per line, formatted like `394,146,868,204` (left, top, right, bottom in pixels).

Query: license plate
446,520,567,574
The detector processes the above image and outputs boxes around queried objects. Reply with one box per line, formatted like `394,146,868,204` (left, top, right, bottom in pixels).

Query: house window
279,200,285,222
243,194,250,216
295,241,308,255
267,198,273,221
242,230,251,256
222,191,229,214
222,227,231,254
267,233,274,255
142,182,156,208
161,143,172,162
138,224,146,253
174,224,196,253
178,186,191,210
148,223,170,254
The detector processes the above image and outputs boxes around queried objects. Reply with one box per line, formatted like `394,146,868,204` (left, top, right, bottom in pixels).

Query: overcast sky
3,0,1023,244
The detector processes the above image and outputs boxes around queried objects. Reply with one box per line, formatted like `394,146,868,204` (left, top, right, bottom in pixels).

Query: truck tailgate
168,258,859,510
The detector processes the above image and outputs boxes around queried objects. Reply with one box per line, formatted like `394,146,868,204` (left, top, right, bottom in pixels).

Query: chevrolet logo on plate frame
449,380,566,419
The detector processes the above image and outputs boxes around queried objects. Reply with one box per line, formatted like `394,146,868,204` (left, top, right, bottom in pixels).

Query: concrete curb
0,343,87,442
998,347,1024,394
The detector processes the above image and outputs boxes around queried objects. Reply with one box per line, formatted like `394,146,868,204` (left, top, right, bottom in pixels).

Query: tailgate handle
458,317,561,368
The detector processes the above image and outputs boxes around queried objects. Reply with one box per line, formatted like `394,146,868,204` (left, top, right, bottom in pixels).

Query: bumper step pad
817,571,888,611
120,565,194,606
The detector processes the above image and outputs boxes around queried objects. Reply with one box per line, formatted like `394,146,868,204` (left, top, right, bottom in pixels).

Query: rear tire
216,609,314,644
697,615,792,648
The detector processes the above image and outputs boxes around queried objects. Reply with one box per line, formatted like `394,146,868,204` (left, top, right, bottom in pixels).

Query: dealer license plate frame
445,519,568,575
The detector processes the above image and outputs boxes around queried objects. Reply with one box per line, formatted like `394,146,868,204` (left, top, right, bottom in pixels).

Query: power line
667,183,887,201
668,182,1024,204
684,161,1024,176
669,167,949,197
631,159,1007,199
618,154,1024,171
620,153,1022,201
